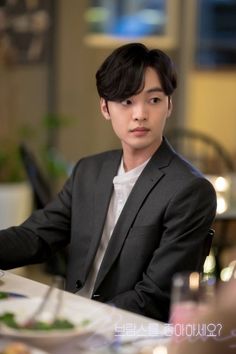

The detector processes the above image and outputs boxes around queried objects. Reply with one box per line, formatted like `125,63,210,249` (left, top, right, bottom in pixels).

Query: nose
132,103,148,121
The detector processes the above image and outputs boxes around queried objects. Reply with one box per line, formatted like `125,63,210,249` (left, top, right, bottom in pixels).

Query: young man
0,43,216,322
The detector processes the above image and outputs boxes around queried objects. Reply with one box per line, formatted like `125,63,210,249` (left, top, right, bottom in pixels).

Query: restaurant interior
1,1,236,353
1,0,236,307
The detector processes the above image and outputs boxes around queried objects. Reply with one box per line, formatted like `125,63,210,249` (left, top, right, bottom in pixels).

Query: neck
122,156,147,172
122,148,156,172
122,139,162,172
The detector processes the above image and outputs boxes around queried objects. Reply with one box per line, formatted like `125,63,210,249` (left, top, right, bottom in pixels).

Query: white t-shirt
77,157,150,298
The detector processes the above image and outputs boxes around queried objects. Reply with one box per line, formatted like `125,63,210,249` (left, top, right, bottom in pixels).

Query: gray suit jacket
0,138,216,321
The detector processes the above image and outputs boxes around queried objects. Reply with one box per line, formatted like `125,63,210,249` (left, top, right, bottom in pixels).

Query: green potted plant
0,114,71,229
0,140,26,182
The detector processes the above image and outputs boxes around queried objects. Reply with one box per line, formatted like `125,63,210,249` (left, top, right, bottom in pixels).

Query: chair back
19,143,67,276
19,143,52,208
167,129,235,174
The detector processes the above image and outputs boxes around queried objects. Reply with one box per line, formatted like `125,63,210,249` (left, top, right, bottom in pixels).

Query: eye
121,99,132,106
150,97,161,104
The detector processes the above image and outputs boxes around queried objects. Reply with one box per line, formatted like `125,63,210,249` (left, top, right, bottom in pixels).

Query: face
100,67,172,159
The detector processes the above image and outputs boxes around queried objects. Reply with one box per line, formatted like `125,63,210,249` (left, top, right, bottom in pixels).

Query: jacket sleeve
0,168,75,270
107,177,217,322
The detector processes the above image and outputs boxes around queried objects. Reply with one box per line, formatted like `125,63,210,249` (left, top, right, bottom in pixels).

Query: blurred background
1,0,236,282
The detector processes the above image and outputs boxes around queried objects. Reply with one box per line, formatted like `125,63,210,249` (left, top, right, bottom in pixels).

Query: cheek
110,120,124,137
109,108,127,136
158,106,171,120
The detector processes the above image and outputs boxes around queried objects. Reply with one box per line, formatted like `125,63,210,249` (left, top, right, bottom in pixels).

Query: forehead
143,67,162,90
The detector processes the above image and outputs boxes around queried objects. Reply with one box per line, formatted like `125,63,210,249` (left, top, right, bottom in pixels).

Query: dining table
0,270,170,354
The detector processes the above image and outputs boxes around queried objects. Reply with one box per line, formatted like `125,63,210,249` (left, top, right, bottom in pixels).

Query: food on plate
0,292,8,300
0,312,90,331
0,341,31,354
0,292,26,300
0,312,75,331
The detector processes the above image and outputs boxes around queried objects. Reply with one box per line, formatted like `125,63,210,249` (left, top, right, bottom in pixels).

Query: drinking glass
169,272,215,327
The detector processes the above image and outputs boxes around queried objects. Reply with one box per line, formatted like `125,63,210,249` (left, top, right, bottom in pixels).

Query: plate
0,297,107,348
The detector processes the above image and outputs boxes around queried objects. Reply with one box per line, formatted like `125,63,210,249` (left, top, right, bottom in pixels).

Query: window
196,0,236,68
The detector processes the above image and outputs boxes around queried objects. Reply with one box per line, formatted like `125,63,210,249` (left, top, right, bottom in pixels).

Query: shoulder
70,149,122,176
158,138,216,197
76,149,121,166
162,137,206,178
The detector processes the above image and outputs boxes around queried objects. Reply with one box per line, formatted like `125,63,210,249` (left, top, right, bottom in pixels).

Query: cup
169,272,215,326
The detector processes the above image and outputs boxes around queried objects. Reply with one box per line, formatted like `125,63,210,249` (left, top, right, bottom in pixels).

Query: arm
0,169,74,269
108,178,217,322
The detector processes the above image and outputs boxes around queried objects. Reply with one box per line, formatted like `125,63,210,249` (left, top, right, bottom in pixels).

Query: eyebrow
145,86,164,93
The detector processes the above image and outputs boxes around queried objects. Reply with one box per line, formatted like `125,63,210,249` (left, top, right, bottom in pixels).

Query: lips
130,127,149,132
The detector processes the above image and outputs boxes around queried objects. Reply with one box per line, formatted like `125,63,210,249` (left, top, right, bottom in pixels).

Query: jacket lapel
93,138,175,291
83,150,122,276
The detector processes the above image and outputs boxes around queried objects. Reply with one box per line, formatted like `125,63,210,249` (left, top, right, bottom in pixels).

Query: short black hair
96,42,177,102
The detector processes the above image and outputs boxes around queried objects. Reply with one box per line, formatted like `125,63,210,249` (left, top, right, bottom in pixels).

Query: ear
167,97,173,118
100,98,110,120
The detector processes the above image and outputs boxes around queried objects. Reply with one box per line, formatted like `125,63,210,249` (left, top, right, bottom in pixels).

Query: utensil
24,275,64,328
0,291,27,300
